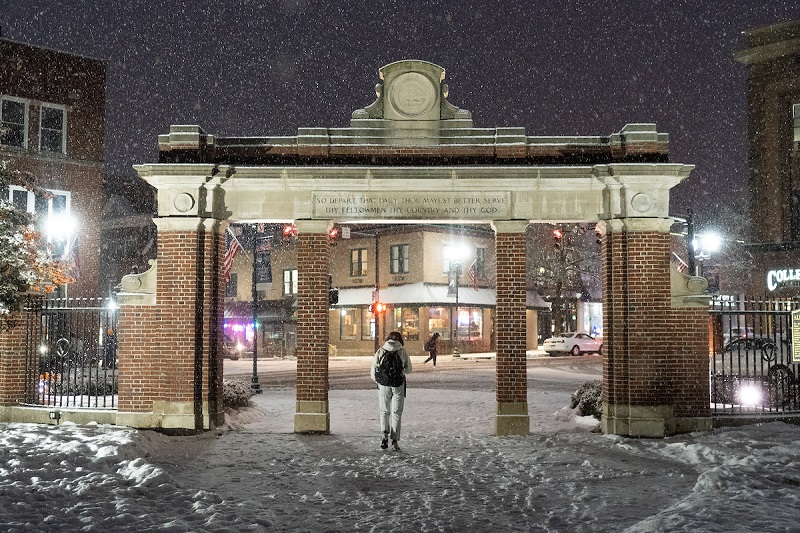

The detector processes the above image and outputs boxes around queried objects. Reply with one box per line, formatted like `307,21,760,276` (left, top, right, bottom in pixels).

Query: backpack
423,339,434,352
375,349,405,387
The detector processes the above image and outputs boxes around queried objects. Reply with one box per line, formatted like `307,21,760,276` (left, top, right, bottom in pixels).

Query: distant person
423,332,440,366
370,331,412,451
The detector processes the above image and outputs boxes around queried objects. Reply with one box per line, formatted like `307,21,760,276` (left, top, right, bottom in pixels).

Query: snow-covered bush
570,380,603,419
223,378,254,408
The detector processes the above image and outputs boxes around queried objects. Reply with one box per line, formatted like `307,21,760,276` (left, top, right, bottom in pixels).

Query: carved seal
630,192,653,213
390,72,436,117
173,192,195,213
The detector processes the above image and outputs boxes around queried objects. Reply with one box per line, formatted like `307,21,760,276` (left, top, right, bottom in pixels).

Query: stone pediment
155,60,670,161
352,60,472,122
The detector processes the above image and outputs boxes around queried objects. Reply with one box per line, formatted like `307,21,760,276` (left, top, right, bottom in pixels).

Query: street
224,353,603,392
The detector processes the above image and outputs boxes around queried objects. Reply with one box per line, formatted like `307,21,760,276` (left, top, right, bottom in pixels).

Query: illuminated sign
767,269,800,291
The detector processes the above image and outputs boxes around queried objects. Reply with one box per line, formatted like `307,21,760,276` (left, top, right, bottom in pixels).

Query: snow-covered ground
2,366,800,532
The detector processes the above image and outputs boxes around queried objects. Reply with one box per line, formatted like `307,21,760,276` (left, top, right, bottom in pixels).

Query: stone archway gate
109,60,710,437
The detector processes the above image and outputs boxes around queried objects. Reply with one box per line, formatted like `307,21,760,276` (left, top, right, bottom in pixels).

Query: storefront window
455,307,483,341
427,307,451,340
393,306,419,340
340,308,357,340
361,308,375,340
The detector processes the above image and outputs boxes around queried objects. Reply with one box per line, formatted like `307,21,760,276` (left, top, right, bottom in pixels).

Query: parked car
542,332,603,356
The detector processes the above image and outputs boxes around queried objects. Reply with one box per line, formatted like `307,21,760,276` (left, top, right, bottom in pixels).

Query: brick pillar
294,219,331,433
116,217,225,431
492,220,530,436
601,218,712,437
0,310,33,407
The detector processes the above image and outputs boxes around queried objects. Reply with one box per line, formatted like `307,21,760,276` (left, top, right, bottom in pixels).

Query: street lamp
446,244,470,357
45,213,78,297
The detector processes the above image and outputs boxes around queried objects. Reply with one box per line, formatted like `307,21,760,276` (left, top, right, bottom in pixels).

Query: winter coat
370,339,412,384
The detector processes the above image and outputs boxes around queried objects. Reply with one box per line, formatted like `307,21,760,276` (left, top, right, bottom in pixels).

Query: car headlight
738,383,762,406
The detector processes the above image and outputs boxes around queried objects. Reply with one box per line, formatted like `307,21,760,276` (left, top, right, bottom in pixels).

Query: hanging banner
792,309,800,363
254,235,273,285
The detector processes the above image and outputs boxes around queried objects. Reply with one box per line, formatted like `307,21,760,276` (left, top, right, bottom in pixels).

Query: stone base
494,402,530,436
602,403,712,437
294,400,330,434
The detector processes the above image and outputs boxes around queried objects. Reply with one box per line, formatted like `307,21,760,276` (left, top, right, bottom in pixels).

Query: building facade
223,223,549,358
0,37,105,297
735,19,800,296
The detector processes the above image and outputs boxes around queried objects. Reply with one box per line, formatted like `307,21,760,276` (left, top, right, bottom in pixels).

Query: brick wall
5,157,103,297
602,228,710,418
494,231,527,405
296,231,330,403
0,312,31,406
117,224,224,428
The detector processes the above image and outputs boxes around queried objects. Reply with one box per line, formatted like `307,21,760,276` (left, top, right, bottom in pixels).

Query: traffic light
328,226,340,244
328,274,339,305
369,301,387,315
553,228,564,249
282,224,297,241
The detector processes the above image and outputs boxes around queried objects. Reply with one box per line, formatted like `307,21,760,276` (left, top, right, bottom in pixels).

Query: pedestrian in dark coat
423,332,440,366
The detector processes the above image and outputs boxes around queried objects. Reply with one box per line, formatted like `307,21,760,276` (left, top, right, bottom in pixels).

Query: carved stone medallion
390,72,436,118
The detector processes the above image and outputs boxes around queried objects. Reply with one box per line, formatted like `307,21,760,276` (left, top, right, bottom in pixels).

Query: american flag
223,230,242,284
466,259,478,290
671,252,689,273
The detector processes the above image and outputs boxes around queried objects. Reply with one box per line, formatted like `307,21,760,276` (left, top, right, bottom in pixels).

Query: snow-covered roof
332,283,550,309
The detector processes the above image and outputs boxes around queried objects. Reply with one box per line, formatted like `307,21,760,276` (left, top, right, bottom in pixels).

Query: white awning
332,283,550,310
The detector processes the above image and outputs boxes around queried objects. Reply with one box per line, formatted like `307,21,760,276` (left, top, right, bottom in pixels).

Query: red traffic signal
553,227,564,249
370,301,387,315
283,224,298,240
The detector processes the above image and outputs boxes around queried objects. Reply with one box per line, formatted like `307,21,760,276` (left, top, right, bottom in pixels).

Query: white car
542,332,603,356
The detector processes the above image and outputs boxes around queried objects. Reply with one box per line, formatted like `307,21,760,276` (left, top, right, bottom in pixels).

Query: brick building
735,19,800,295
0,37,105,297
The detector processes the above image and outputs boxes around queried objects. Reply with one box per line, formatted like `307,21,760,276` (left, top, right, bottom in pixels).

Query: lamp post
447,244,470,358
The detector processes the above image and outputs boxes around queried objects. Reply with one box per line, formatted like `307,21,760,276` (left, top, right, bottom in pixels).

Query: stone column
600,217,712,437
492,220,530,436
116,168,227,431
294,219,332,433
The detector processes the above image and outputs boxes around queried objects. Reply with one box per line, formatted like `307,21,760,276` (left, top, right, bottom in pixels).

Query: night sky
3,1,799,235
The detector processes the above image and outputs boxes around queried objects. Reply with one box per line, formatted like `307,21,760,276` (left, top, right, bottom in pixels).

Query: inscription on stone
313,192,510,219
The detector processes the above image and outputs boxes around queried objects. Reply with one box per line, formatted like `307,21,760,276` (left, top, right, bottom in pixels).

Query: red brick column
294,219,331,433
492,220,530,436
116,217,225,431
0,311,33,407
601,218,711,437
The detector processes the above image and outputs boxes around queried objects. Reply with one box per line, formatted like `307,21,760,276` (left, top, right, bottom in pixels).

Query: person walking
370,331,412,451
423,332,440,366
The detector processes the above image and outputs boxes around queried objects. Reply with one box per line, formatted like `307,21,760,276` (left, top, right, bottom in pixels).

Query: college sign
766,268,800,291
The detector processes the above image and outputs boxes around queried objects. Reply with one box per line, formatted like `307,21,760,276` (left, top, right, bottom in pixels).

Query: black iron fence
710,296,798,416
22,297,118,409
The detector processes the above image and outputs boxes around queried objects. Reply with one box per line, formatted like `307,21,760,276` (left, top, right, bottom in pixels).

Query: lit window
6,186,71,257
427,307,451,340
40,104,66,153
392,306,419,340
361,308,376,340
350,248,367,277
390,244,409,274
283,269,298,295
1,97,27,148
339,308,357,340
